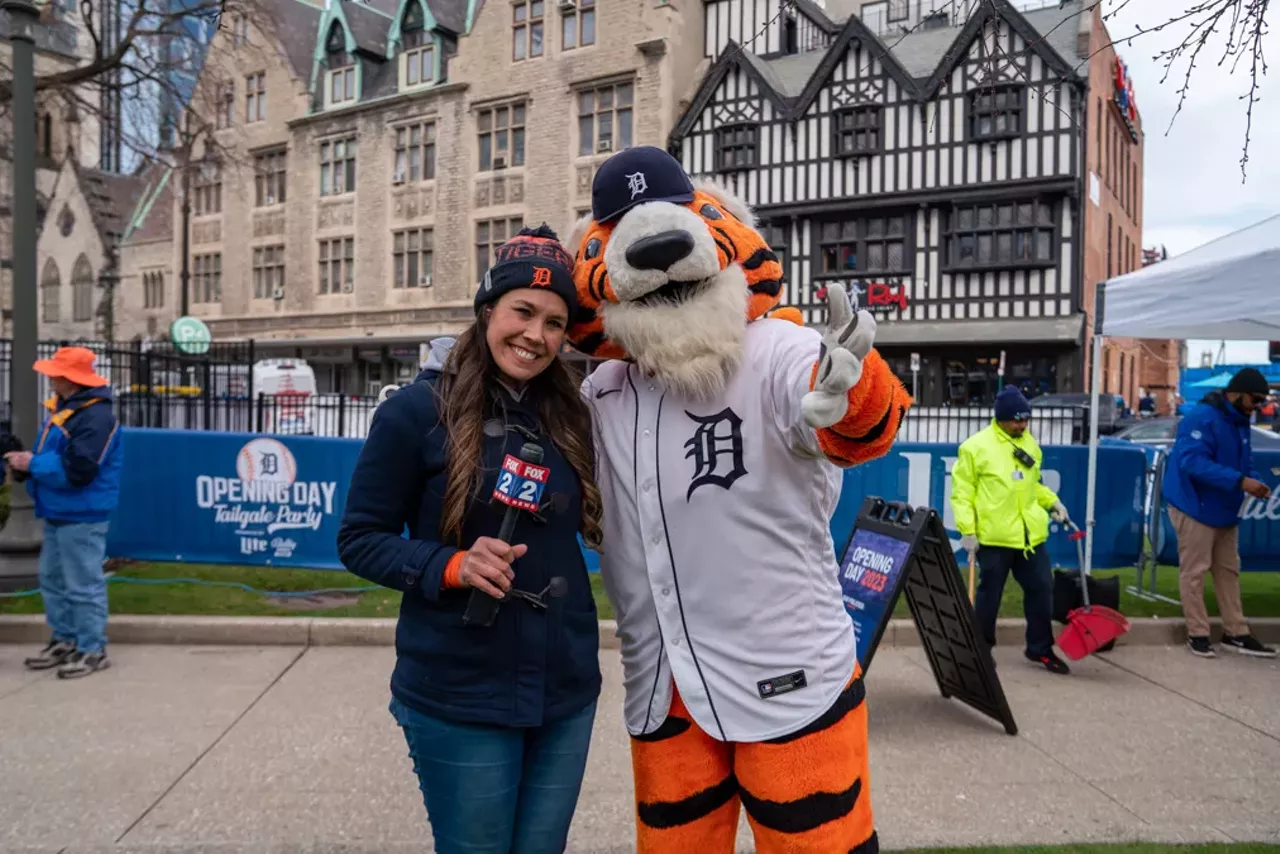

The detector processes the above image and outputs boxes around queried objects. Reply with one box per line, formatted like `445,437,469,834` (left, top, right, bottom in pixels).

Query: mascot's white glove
959,534,980,554
801,283,877,430
377,384,403,406
1051,501,1071,524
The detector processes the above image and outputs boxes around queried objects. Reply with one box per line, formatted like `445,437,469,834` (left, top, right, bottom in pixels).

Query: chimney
1076,0,1097,59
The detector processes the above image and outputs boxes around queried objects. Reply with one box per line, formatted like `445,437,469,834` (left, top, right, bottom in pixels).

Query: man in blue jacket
1162,367,1275,659
3,347,123,678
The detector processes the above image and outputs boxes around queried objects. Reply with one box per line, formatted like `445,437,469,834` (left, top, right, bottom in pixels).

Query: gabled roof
260,0,326,80
122,163,175,245
789,0,840,35
79,167,150,248
343,0,396,58
672,0,1088,144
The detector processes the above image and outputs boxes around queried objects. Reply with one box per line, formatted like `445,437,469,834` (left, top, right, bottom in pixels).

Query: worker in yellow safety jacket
950,386,1072,675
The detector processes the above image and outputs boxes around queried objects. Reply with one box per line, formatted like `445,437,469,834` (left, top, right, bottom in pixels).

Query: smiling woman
336,223,604,854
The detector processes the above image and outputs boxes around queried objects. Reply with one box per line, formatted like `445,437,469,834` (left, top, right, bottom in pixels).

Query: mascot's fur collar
565,178,790,401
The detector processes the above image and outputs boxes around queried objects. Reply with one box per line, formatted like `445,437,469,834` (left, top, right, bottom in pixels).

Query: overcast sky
1101,0,1277,365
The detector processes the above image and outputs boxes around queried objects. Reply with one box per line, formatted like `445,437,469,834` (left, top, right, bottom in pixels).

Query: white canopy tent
1083,212,1280,576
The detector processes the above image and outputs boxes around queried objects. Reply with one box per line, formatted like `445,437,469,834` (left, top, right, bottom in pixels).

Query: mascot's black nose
626,230,695,271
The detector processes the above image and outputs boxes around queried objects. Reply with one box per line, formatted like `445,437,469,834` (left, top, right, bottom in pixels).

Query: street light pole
0,0,46,591
179,112,192,317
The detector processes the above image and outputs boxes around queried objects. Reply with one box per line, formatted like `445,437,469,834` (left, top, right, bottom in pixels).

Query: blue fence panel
106,429,362,570
104,431,1150,573
1154,450,1280,570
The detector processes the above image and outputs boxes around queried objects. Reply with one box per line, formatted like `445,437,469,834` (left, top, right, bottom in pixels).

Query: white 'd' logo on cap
626,171,647,200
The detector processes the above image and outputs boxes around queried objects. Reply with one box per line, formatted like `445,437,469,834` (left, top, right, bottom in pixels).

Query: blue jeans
390,695,597,854
38,521,110,653
975,543,1054,657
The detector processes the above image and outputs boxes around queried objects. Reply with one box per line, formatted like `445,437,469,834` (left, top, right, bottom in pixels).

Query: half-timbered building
672,0,1158,407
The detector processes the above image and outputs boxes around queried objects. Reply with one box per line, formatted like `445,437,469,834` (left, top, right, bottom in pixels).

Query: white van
253,359,317,435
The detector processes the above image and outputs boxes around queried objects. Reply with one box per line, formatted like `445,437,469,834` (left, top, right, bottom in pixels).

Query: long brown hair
433,314,604,551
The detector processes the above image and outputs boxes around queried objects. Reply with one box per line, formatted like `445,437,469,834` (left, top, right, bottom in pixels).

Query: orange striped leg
734,666,877,854
631,684,740,854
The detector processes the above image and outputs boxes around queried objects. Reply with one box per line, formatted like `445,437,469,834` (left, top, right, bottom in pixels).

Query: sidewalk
2,642,1278,853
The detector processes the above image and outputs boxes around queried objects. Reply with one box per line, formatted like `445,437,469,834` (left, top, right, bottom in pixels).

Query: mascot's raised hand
802,282,878,430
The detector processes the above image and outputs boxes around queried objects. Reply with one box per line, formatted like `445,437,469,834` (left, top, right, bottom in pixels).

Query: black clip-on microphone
506,576,568,612
464,440,544,628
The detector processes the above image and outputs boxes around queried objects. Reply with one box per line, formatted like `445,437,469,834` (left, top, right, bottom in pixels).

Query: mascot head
565,146,787,400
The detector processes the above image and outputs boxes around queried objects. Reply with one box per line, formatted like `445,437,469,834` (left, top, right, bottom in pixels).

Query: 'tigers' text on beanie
474,223,578,316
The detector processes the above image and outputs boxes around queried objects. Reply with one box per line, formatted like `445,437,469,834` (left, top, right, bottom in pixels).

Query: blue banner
103,432,1151,573
1154,450,1280,571
105,429,363,570
839,528,912,664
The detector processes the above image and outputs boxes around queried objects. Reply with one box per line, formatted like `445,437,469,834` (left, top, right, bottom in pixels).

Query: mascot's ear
566,211,594,258
692,177,755,227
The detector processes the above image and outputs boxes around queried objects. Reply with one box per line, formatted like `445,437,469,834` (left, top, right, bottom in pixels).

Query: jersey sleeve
765,320,828,459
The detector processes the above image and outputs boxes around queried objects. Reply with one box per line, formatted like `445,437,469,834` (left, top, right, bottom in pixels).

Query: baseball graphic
236,438,298,485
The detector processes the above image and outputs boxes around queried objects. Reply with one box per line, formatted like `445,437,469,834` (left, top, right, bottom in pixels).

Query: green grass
2,559,1278,624
892,846,1280,854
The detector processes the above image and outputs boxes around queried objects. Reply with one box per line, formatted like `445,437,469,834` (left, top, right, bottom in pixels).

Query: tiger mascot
568,145,911,854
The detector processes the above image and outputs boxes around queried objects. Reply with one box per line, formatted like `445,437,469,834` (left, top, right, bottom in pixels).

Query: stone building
120,0,706,394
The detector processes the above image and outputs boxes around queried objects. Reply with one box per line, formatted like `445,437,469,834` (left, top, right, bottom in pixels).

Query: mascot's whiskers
569,146,912,854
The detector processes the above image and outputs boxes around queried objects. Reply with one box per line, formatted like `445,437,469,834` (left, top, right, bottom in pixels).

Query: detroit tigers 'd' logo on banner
684,407,748,500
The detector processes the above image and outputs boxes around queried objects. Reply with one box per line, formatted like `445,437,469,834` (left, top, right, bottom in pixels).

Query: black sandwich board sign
838,496,1018,736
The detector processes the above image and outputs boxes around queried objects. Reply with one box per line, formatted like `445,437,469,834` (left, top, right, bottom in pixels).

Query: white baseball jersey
583,318,858,743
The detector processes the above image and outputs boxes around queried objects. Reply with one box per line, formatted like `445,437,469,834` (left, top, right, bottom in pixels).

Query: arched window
400,1,434,86
71,254,94,322
326,22,356,105
40,258,60,323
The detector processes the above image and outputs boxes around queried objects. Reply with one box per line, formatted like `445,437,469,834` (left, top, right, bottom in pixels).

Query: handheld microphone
464,441,546,627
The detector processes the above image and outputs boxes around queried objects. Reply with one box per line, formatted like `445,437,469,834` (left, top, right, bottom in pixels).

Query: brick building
120,0,706,394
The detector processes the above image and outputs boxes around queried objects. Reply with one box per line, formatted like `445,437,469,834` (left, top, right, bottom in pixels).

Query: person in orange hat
4,346,123,678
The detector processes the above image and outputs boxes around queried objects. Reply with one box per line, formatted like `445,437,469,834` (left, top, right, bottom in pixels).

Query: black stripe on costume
764,676,865,745
835,393,897,444
748,278,784,297
638,775,739,829
631,713,691,743
739,776,863,835
741,247,778,270
851,830,880,854
712,226,739,259
575,331,606,356
712,237,733,266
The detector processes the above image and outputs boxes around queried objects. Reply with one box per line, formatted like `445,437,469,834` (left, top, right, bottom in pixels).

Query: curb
2,614,1277,648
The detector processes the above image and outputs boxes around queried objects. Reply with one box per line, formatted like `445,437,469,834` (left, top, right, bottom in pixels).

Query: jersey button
643,429,651,437
651,534,661,545
672,636,682,646
643,480,652,492
661,587,670,596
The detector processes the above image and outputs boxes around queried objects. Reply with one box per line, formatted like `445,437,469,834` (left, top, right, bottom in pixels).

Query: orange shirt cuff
441,550,467,589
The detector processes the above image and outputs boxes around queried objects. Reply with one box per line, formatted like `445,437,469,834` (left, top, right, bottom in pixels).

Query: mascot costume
567,144,912,854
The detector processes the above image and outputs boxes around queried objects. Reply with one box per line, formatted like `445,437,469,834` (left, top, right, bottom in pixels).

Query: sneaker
1027,651,1071,675
1220,634,1278,658
1187,636,1216,658
24,639,77,671
56,650,111,679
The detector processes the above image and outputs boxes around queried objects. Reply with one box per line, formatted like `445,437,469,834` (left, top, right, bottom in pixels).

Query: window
817,215,911,277
1107,214,1113,278
193,253,222,303
577,82,632,156
833,106,881,156
393,228,434,288
193,161,222,215
1095,98,1102,172
40,258,59,323
967,85,1023,140
562,0,594,49
759,220,789,278
477,103,526,170
329,64,356,104
144,271,165,309
513,0,544,60
476,217,524,278
394,122,436,182
319,137,357,196
887,0,907,21
714,123,757,171
401,2,435,86
254,148,287,206
216,81,234,129
245,72,265,122
318,237,354,294
945,201,1055,270
253,245,285,299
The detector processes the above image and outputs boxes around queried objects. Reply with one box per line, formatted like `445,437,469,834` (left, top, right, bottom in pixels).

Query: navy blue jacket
1162,392,1257,529
27,385,123,524
337,355,601,728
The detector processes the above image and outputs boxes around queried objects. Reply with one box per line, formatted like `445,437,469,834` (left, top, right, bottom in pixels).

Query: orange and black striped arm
810,349,912,468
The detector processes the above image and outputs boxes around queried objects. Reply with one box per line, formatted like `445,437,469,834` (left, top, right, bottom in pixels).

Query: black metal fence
899,405,1091,446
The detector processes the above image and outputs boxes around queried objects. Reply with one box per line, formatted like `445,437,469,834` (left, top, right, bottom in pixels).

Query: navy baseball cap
592,146,695,224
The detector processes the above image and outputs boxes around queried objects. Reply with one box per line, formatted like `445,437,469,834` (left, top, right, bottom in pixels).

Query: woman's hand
458,537,528,599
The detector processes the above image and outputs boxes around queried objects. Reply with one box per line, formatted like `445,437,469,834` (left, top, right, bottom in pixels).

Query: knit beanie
475,223,577,316
1226,367,1270,397
994,386,1032,422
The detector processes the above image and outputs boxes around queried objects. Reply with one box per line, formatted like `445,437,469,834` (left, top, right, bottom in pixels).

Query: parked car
1109,416,1280,451
1029,392,1122,435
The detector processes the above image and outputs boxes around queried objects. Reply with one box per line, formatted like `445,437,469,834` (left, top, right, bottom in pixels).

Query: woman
337,224,604,854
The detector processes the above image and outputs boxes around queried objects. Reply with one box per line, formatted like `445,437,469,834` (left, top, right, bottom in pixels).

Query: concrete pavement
1,642,1278,853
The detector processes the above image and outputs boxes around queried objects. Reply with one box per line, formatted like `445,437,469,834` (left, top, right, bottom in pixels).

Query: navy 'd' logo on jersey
684,407,748,500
